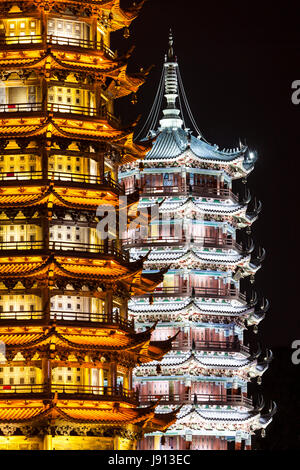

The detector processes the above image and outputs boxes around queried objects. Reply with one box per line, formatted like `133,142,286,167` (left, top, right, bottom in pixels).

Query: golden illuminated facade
0,0,177,450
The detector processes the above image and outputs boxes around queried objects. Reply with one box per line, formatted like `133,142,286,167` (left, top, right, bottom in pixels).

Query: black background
113,0,300,449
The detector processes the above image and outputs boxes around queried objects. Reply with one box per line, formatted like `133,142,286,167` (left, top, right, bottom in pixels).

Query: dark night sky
113,0,300,351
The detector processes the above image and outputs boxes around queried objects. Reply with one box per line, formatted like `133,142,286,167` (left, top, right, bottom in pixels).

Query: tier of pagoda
0,0,178,450
119,32,275,450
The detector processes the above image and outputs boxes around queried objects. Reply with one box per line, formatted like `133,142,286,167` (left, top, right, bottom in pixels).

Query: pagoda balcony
0,310,134,330
122,235,242,251
171,339,250,354
141,185,239,202
139,393,253,409
0,384,138,404
138,286,246,301
0,34,115,59
0,102,120,127
0,240,130,262
0,170,123,193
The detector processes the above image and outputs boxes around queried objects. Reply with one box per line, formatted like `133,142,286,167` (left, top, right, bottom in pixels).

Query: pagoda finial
167,28,175,62
159,29,182,130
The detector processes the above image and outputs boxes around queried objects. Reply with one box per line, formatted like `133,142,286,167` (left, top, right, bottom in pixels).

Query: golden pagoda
0,0,177,450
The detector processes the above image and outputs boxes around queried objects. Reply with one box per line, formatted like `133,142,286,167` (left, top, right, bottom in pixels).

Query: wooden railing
139,393,252,407
0,384,138,403
0,102,43,112
0,310,134,329
122,235,242,251
0,170,122,192
0,385,251,407
0,310,44,321
0,34,115,58
51,310,134,329
0,102,120,127
0,170,43,181
141,185,239,202
171,339,249,353
0,240,130,262
138,286,246,301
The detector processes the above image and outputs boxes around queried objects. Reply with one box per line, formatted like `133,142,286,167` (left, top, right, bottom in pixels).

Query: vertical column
99,367,104,395
245,435,251,450
153,435,160,450
113,436,119,450
94,79,103,116
105,290,113,318
41,352,51,390
123,368,129,391
41,284,50,323
41,143,48,180
43,434,53,451
41,206,50,251
97,152,104,181
235,433,242,450
41,73,48,113
108,362,117,391
82,361,90,388
41,9,47,46
232,379,238,396
119,297,128,321
92,16,98,45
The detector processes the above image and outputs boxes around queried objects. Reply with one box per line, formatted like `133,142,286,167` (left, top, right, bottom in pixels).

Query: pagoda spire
159,29,183,130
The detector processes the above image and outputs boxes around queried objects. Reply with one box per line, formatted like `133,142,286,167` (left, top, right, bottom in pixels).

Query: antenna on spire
167,28,175,62
134,30,210,143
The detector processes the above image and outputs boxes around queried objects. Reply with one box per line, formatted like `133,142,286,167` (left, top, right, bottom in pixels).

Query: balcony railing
0,240,130,262
0,170,122,191
122,235,242,251
0,102,43,113
141,185,239,202
139,393,252,408
171,339,250,354
0,102,120,126
138,286,246,301
0,310,134,329
0,34,115,58
0,384,138,403
0,310,44,321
